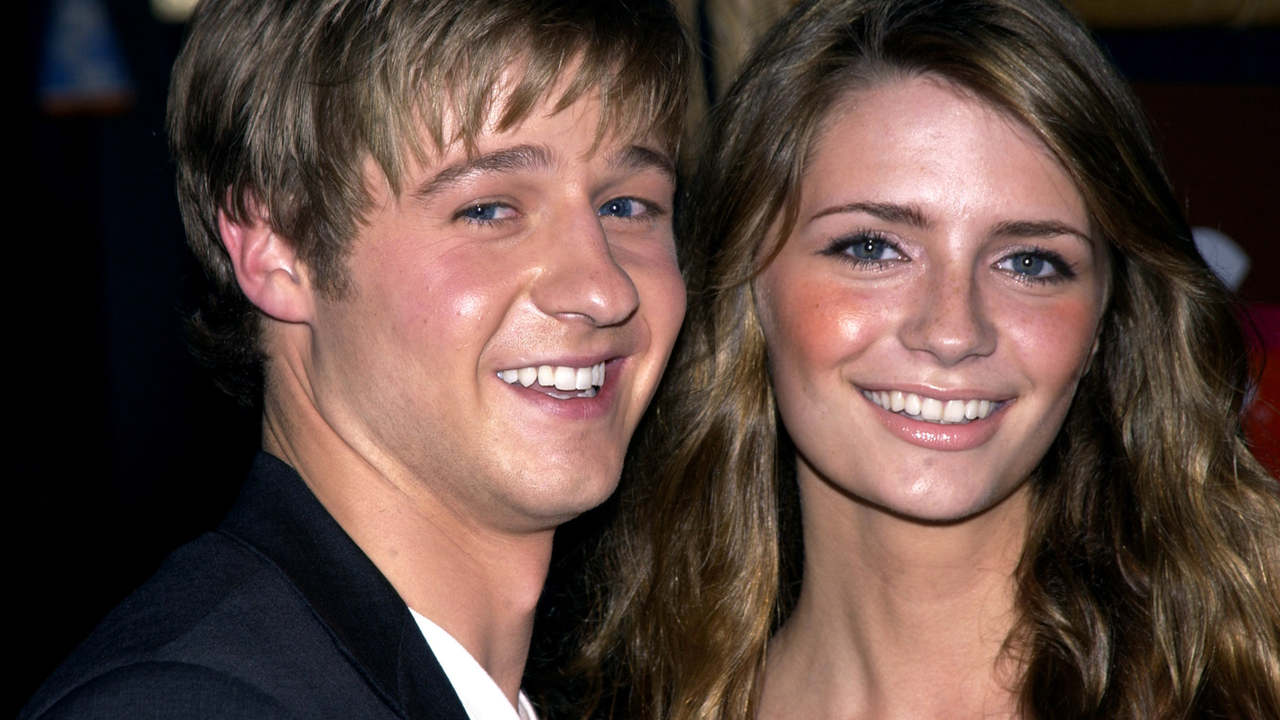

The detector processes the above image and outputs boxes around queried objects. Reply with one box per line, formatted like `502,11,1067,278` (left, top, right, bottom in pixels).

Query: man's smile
498,361,608,398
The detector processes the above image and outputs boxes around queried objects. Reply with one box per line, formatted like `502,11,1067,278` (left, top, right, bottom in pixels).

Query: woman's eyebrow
811,201,930,228
991,219,1091,244
413,143,554,203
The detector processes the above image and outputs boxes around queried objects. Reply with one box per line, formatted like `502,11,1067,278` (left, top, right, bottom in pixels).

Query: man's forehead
369,51,679,203
410,140,675,203
424,50,675,159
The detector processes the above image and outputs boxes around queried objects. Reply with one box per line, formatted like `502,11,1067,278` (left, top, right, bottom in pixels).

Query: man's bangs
390,6,688,177
534,39,687,156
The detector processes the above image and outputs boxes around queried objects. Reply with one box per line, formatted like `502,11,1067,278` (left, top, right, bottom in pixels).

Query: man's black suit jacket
19,453,471,720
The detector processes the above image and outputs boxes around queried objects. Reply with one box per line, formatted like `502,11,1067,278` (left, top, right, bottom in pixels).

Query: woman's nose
898,266,996,365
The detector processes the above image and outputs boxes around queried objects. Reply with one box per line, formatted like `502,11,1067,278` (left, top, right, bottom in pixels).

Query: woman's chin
818,471,1034,528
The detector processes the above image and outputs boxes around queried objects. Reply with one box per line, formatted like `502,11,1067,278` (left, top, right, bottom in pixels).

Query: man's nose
898,264,996,365
529,209,640,327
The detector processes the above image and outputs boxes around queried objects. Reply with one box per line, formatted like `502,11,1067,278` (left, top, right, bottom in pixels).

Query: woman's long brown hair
578,0,1280,718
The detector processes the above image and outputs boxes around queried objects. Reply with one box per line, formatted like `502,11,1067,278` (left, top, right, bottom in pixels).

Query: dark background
9,0,1279,715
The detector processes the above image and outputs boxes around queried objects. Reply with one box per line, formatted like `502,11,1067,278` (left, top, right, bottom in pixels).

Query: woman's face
755,76,1108,522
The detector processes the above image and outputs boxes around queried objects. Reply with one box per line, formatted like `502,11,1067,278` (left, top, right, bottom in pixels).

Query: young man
19,1,688,718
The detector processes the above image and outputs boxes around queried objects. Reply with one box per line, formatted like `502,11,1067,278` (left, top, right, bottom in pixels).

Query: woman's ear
217,206,314,324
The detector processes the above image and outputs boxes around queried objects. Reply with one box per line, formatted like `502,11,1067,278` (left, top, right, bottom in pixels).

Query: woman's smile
856,385,1013,452
858,388,1002,424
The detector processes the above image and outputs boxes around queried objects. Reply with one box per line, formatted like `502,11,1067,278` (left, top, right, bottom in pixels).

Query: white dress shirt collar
409,608,538,720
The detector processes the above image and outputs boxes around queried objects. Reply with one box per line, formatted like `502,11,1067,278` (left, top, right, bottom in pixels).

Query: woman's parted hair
583,0,1280,718
169,0,690,402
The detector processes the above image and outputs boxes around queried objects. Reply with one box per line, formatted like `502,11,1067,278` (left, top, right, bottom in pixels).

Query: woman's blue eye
599,198,643,218
820,232,904,266
1001,253,1054,277
848,237,900,261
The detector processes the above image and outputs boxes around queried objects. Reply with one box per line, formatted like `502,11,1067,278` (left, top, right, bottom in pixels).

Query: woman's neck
759,470,1031,720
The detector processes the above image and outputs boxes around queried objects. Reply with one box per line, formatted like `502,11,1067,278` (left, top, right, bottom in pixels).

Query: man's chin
492,467,624,533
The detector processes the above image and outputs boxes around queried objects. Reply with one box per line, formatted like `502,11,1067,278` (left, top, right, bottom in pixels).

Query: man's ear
218,206,314,323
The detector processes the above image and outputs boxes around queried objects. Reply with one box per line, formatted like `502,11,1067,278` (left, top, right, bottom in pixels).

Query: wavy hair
580,1,1280,718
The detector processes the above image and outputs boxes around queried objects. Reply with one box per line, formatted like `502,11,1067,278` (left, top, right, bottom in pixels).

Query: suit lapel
220,453,471,720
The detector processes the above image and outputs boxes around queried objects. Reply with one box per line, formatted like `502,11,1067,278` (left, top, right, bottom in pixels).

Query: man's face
303,94,685,535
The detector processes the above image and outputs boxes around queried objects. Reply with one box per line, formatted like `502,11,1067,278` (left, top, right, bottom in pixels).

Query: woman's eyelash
820,231,904,267
816,235,1078,286
997,248,1077,284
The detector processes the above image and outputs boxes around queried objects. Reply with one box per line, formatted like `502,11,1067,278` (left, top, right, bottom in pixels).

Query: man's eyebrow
413,144,554,202
606,145,676,180
991,219,1092,244
811,201,930,228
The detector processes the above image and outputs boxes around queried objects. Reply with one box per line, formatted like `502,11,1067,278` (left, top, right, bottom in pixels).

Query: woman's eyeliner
997,247,1077,284
820,232,1077,285
820,231,903,269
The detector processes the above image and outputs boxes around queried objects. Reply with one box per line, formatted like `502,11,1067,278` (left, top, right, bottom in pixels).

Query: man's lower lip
501,359,624,420
867,395,1004,450
521,385,600,400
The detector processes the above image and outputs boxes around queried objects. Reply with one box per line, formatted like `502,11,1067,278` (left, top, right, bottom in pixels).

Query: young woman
581,0,1280,718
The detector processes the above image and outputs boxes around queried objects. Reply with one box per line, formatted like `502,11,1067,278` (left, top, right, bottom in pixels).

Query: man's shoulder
21,453,470,720
19,527,397,719
19,660,298,720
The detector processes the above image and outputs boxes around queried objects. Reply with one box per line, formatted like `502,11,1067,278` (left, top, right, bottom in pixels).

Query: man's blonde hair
168,0,690,401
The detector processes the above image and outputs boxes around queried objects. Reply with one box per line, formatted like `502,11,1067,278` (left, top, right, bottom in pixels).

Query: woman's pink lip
858,384,1008,402
865,392,1007,451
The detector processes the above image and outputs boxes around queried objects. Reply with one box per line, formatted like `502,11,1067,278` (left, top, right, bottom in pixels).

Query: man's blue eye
462,205,500,221
599,198,640,218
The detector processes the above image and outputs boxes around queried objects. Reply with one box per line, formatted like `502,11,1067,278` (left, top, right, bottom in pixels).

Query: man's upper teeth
498,362,605,390
863,389,994,423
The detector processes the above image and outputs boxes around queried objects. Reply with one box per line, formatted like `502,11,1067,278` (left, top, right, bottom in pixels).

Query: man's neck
261,370,553,704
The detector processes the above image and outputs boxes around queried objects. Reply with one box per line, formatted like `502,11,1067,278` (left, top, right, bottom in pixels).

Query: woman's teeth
498,362,606,398
862,389,994,424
